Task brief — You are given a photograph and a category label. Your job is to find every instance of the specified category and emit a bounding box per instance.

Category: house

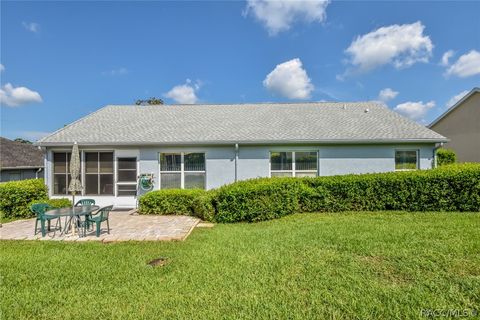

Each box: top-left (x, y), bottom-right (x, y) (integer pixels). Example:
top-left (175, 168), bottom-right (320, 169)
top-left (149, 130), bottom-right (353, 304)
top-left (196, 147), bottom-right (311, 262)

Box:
top-left (429, 87), bottom-right (480, 162)
top-left (0, 137), bottom-right (45, 182)
top-left (38, 102), bottom-right (447, 208)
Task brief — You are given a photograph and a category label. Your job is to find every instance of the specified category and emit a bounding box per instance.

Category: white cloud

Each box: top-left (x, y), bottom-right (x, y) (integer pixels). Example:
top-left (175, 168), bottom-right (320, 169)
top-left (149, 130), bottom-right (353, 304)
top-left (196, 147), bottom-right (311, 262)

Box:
top-left (343, 21), bottom-right (433, 75)
top-left (164, 79), bottom-right (200, 104)
top-left (263, 58), bottom-right (314, 99)
top-left (440, 50), bottom-right (454, 66)
top-left (445, 90), bottom-right (469, 108)
top-left (0, 64), bottom-right (4, 72)
top-left (394, 100), bottom-right (435, 120)
top-left (445, 50), bottom-right (480, 78)
top-left (22, 21), bottom-right (39, 33)
top-left (0, 83), bottom-right (43, 107)
top-left (244, 0), bottom-right (330, 35)
top-left (102, 67), bottom-right (128, 76)
top-left (378, 88), bottom-right (399, 102)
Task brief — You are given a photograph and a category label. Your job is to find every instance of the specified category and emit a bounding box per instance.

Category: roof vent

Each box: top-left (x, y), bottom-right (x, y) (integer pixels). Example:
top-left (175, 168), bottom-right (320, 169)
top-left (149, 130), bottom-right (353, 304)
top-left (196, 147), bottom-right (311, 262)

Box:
top-left (364, 108), bottom-right (369, 113)
top-left (343, 104), bottom-right (347, 110)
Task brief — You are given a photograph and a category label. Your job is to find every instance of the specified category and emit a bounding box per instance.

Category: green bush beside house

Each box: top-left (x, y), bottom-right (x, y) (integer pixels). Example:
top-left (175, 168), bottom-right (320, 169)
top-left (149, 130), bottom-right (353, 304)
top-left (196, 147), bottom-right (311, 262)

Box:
top-left (8, 164), bottom-right (477, 223)
top-left (28, 198), bottom-right (72, 210)
top-left (212, 178), bottom-right (305, 223)
top-left (0, 179), bottom-right (48, 219)
top-left (0, 179), bottom-right (71, 220)
top-left (139, 189), bottom-right (205, 216)
top-left (139, 164), bottom-right (480, 223)
top-left (437, 148), bottom-right (457, 166)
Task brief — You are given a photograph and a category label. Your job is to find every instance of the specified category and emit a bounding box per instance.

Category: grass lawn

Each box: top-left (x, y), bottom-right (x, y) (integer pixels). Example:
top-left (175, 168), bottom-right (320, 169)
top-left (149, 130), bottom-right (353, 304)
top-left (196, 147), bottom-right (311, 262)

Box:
top-left (1, 212), bottom-right (479, 319)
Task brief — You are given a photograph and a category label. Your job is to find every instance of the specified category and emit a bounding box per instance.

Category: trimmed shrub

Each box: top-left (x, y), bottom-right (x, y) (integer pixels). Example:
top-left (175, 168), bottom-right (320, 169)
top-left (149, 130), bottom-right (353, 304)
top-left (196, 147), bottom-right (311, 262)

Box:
top-left (213, 177), bottom-right (306, 223)
top-left (0, 179), bottom-right (48, 219)
top-left (300, 165), bottom-right (480, 212)
top-left (136, 164), bottom-right (480, 223)
top-left (192, 192), bottom-right (217, 222)
top-left (211, 164), bottom-right (479, 222)
top-left (139, 189), bottom-right (206, 216)
top-left (28, 198), bottom-right (72, 212)
top-left (437, 149), bottom-right (457, 166)
top-left (47, 198), bottom-right (73, 208)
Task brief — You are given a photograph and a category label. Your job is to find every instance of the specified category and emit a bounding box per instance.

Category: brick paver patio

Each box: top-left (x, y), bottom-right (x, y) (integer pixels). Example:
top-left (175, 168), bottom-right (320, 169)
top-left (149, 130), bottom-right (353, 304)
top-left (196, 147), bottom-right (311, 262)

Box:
top-left (0, 211), bottom-right (200, 242)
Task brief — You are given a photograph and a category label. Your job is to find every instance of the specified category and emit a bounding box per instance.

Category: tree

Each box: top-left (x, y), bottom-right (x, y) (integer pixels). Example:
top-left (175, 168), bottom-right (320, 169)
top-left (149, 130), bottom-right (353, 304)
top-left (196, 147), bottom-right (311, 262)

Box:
top-left (14, 138), bottom-right (33, 144)
top-left (135, 97), bottom-right (164, 106)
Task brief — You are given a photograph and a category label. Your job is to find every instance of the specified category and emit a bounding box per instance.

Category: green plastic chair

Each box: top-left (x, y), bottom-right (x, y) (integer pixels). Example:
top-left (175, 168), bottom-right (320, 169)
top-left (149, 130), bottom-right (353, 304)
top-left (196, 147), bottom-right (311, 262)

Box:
top-left (84, 205), bottom-right (113, 237)
top-left (74, 199), bottom-right (96, 207)
top-left (31, 203), bottom-right (61, 237)
top-left (75, 199), bottom-right (96, 229)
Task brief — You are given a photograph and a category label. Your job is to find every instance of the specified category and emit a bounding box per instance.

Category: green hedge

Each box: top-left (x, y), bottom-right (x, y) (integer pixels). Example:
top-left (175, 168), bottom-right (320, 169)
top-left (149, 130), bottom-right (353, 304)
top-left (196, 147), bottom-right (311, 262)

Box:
top-left (300, 164), bottom-right (479, 212)
top-left (28, 198), bottom-right (72, 211)
top-left (192, 192), bottom-right (217, 222)
top-left (212, 178), bottom-right (305, 223)
top-left (0, 179), bottom-right (48, 219)
top-left (437, 149), bottom-right (457, 166)
top-left (138, 164), bottom-right (480, 223)
top-left (139, 189), bottom-right (206, 216)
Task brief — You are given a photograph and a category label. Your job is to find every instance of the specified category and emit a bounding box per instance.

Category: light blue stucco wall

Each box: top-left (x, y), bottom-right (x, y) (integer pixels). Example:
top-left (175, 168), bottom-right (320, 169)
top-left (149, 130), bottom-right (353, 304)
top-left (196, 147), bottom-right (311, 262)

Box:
top-left (319, 144), bottom-right (434, 175)
top-left (205, 147), bottom-right (236, 189)
top-left (237, 146), bottom-right (270, 180)
top-left (46, 143), bottom-right (435, 208)
top-left (236, 144), bottom-right (434, 177)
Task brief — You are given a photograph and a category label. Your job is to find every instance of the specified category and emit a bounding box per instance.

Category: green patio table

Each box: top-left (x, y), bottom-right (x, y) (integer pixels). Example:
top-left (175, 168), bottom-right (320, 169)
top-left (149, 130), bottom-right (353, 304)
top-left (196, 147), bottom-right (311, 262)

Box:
top-left (45, 205), bottom-right (99, 236)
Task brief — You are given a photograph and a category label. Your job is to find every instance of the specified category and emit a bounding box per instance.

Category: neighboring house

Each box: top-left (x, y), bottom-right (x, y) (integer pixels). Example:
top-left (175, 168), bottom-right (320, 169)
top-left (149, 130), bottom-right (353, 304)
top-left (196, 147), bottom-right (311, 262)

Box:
top-left (38, 102), bottom-right (447, 208)
top-left (0, 137), bottom-right (45, 182)
top-left (429, 87), bottom-right (480, 162)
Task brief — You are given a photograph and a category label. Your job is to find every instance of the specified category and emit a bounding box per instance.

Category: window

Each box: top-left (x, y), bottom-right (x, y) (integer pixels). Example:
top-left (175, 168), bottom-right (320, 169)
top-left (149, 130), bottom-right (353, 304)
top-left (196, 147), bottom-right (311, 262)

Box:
top-left (270, 151), bottom-right (317, 177)
top-left (160, 152), bottom-right (205, 189)
top-left (395, 150), bottom-right (418, 170)
top-left (160, 153), bottom-right (181, 189)
top-left (53, 152), bottom-right (75, 195)
top-left (184, 153), bottom-right (206, 189)
top-left (85, 152), bottom-right (114, 195)
top-left (271, 152), bottom-right (292, 175)
top-left (117, 157), bottom-right (137, 196)
top-left (8, 172), bottom-right (21, 181)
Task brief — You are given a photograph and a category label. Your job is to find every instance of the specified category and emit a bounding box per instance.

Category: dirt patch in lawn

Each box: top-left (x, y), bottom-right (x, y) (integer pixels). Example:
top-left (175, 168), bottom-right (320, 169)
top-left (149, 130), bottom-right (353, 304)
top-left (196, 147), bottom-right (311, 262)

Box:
top-left (147, 257), bottom-right (169, 267)
top-left (358, 255), bottom-right (413, 287)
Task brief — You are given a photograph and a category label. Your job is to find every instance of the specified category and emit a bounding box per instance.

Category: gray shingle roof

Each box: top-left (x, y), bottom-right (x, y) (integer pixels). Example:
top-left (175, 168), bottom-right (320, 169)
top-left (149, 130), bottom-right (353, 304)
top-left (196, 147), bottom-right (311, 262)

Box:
top-left (0, 137), bottom-right (44, 169)
top-left (38, 102), bottom-right (447, 146)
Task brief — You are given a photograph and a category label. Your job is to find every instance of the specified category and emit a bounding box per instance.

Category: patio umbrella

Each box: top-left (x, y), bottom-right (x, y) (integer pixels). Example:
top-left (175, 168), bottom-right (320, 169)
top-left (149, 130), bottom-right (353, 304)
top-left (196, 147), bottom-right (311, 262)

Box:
top-left (68, 142), bottom-right (82, 234)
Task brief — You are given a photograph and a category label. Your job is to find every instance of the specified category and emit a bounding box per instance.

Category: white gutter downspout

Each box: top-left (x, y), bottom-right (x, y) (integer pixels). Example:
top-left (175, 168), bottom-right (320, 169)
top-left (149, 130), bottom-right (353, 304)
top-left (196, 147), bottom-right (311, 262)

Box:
top-left (234, 143), bottom-right (239, 182)
top-left (37, 146), bottom-right (46, 179)
top-left (35, 168), bottom-right (43, 179)
top-left (433, 142), bottom-right (444, 168)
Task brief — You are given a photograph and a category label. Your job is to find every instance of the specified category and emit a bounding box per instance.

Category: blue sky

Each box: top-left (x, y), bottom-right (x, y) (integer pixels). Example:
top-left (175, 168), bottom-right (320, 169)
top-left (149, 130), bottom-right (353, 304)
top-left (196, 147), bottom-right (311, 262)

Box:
top-left (1, 0), bottom-right (479, 141)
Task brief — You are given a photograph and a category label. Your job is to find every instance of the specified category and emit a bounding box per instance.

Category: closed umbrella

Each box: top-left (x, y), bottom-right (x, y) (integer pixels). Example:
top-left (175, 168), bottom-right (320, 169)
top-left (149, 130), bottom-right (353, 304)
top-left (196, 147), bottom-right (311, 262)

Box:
top-left (68, 142), bottom-right (82, 234)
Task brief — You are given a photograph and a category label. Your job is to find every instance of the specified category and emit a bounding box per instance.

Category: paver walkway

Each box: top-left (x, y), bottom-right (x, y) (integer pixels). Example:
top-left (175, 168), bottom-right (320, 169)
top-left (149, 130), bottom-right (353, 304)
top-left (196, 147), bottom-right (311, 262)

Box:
top-left (0, 211), bottom-right (200, 242)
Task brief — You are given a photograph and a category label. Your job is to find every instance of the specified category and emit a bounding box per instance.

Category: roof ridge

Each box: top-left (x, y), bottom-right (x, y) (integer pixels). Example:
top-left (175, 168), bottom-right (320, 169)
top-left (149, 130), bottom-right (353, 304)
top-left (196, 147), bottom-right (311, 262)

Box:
top-left (107, 101), bottom-right (383, 108)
